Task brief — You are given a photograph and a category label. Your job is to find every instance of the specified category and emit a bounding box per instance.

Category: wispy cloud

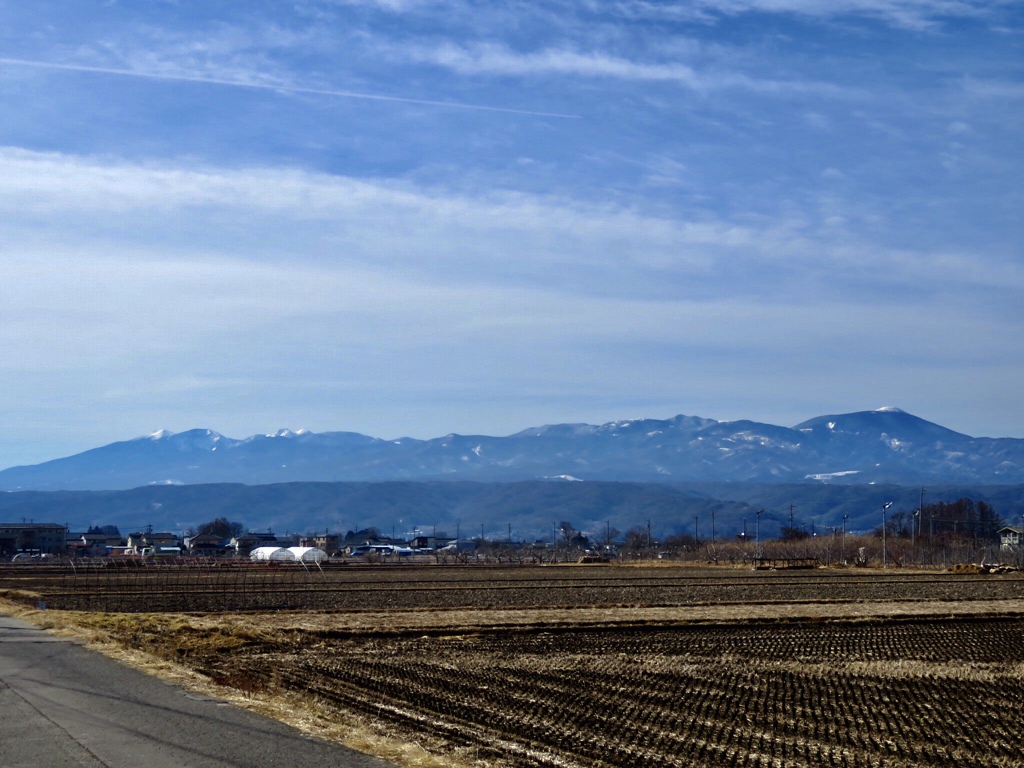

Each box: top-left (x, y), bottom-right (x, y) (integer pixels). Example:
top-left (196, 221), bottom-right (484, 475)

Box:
top-left (0, 57), bottom-right (580, 118)
top-left (601, 0), bottom-right (1004, 30)
top-left (299, 0), bottom-right (1009, 31)
top-left (961, 77), bottom-right (1024, 100)
top-left (419, 43), bottom-right (704, 86)
top-left (2, 147), bottom-right (1018, 301)
top-left (401, 42), bottom-right (853, 96)
top-left (303, 0), bottom-right (1007, 28)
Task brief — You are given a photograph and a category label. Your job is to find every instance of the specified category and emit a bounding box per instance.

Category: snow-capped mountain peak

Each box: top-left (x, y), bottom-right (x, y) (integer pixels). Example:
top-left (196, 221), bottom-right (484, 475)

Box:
top-left (2, 409), bottom-right (1022, 491)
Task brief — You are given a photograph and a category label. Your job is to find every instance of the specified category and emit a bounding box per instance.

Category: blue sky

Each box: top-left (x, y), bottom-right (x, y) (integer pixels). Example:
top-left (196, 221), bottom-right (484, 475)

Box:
top-left (0, 0), bottom-right (1021, 468)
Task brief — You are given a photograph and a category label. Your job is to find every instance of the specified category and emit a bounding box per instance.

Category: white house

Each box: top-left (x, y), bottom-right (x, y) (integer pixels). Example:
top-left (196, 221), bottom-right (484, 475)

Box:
top-left (998, 526), bottom-right (1021, 551)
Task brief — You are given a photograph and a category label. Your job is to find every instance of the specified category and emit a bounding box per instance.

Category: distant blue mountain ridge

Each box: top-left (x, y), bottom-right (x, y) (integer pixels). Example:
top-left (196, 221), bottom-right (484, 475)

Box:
top-left (1, 408), bottom-right (1022, 492)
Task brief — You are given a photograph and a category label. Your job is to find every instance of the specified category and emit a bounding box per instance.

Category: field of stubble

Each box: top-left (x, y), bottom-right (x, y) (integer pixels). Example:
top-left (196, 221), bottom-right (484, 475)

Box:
top-left (7, 563), bottom-right (1024, 768)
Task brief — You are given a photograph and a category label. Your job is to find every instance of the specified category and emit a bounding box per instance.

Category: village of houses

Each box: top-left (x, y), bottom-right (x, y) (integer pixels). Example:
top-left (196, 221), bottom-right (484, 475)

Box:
top-left (0, 520), bottom-right (470, 563)
top-left (4, 518), bottom-right (1024, 566)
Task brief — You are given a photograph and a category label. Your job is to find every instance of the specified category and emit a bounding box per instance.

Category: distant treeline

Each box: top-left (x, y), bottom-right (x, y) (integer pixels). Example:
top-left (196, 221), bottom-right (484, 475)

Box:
top-left (1, 480), bottom-right (1022, 542)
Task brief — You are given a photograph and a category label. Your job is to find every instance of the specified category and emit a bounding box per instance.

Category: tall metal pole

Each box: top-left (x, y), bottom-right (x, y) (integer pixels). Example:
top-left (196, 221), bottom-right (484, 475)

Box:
top-left (842, 514), bottom-right (848, 564)
top-left (755, 509), bottom-right (763, 559)
top-left (919, 488), bottom-right (925, 540)
top-left (882, 502), bottom-right (893, 568)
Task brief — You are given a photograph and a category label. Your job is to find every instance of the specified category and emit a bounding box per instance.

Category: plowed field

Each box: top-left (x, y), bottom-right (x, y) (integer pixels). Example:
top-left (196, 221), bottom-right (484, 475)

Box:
top-left (19, 564), bottom-right (1022, 768)
top-left (7, 561), bottom-right (1024, 611)
top-left (258, 618), bottom-right (1023, 768)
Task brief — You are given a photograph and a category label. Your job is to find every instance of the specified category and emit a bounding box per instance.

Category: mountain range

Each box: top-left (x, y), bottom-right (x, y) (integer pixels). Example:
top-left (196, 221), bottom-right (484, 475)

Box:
top-left (2, 408), bottom-right (1023, 492)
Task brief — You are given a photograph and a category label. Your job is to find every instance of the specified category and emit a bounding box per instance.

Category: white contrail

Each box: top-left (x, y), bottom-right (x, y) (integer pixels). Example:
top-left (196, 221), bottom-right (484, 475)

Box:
top-left (0, 57), bottom-right (582, 119)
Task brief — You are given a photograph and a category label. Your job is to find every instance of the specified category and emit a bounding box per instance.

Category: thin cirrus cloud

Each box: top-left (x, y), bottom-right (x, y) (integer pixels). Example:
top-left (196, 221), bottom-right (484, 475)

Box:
top-left (0, 148), bottom-right (751, 296)
top-left (321, 0), bottom-right (1002, 27)
top-left (583, 0), bottom-right (1001, 29)
top-left (418, 43), bottom-right (704, 85)
top-left (0, 57), bottom-right (581, 118)
top-left (400, 42), bottom-right (851, 96)
top-left (0, 146), bottom-right (1015, 306)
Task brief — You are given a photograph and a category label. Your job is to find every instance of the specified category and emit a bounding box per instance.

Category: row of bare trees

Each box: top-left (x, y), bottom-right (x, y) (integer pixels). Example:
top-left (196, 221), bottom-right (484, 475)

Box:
top-left (471, 496), bottom-right (1020, 567)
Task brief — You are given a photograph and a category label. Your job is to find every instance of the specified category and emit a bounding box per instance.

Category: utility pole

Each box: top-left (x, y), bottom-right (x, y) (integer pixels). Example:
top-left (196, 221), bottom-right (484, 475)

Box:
top-left (755, 509), bottom-right (763, 559)
top-left (711, 509), bottom-right (717, 546)
top-left (919, 488), bottom-right (925, 540)
top-left (880, 501), bottom-right (888, 569)
top-left (694, 515), bottom-right (699, 548)
top-left (842, 514), bottom-right (848, 564)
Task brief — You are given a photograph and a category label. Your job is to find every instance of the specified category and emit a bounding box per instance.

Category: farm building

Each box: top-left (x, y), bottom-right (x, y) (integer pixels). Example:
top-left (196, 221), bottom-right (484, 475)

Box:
top-left (409, 535), bottom-right (457, 551)
top-left (0, 523), bottom-right (67, 556)
top-left (287, 547), bottom-right (327, 563)
top-left (125, 531), bottom-right (180, 555)
top-left (250, 546), bottom-right (295, 563)
top-left (183, 533), bottom-right (228, 557)
top-left (998, 526), bottom-right (1021, 551)
top-left (300, 533), bottom-right (341, 555)
top-left (249, 546), bottom-right (326, 563)
top-left (144, 546), bottom-right (183, 558)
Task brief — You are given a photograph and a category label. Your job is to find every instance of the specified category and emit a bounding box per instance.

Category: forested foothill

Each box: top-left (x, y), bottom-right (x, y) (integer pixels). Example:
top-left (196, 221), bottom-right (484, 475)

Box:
top-left (1, 480), bottom-right (1022, 549)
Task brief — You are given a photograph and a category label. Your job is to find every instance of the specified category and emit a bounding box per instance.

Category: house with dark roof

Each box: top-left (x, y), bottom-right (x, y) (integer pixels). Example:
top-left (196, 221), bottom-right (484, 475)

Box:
top-left (998, 525), bottom-right (1021, 551)
top-left (126, 531), bottom-right (181, 555)
top-left (183, 533), bottom-right (228, 556)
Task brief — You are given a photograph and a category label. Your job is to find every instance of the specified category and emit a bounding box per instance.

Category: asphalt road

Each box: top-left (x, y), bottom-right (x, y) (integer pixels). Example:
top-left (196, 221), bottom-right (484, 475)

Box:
top-left (0, 615), bottom-right (397, 768)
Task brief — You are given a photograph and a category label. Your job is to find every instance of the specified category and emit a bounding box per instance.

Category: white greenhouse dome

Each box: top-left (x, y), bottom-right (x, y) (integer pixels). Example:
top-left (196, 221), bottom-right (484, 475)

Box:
top-left (250, 546), bottom-right (295, 562)
top-left (287, 546), bottom-right (328, 563)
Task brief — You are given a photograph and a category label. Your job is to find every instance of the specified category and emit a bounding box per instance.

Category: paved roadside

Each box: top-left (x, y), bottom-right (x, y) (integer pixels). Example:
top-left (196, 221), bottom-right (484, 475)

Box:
top-left (0, 616), bottom-right (397, 768)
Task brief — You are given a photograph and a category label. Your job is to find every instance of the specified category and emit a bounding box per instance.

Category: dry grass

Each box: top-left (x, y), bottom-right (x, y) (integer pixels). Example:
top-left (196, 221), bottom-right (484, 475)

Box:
top-left (0, 597), bottom-right (507, 768)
